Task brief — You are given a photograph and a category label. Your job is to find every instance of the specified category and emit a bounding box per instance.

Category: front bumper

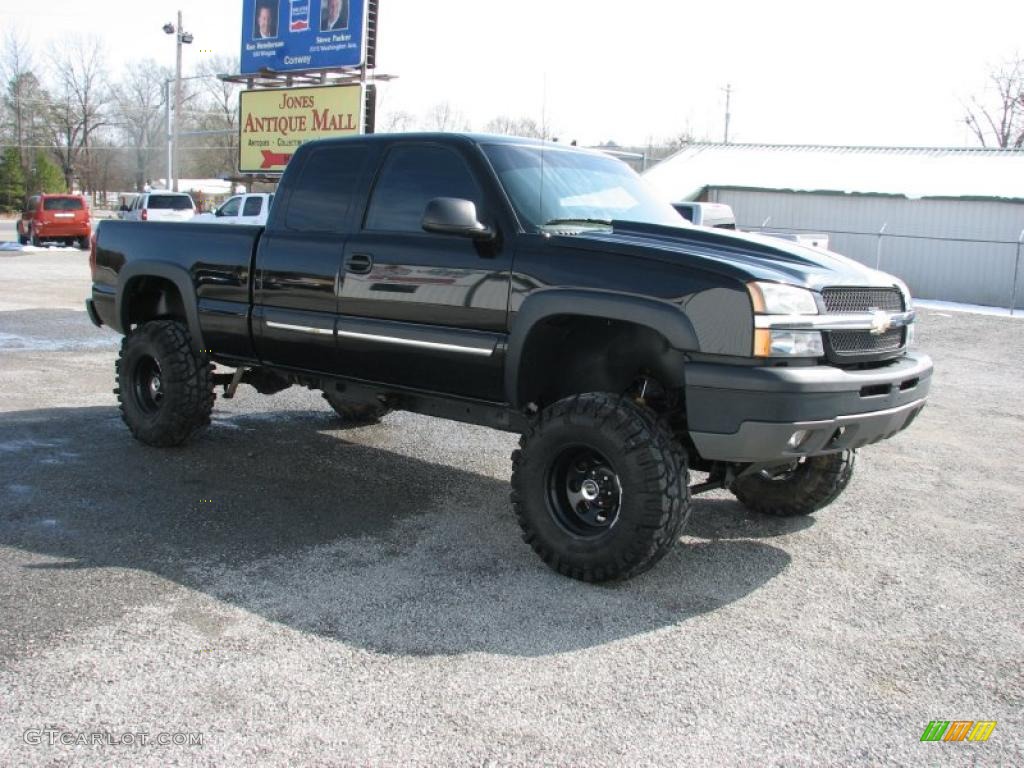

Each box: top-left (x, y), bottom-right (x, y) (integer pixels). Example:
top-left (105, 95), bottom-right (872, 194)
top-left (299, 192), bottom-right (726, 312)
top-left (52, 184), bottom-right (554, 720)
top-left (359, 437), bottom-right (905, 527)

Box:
top-left (686, 353), bottom-right (932, 463)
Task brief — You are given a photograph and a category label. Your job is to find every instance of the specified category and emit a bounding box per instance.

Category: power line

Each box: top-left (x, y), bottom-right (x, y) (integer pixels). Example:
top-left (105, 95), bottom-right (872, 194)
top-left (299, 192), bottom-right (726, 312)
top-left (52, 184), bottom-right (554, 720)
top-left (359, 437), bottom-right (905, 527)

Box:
top-left (0, 143), bottom-right (237, 151)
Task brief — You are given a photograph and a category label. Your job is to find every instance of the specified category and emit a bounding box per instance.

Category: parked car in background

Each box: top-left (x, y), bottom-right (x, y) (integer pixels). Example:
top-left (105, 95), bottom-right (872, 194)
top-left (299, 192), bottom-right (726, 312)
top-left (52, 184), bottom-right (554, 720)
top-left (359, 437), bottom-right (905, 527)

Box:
top-left (192, 193), bottom-right (274, 226)
top-left (672, 201), bottom-right (736, 229)
top-left (122, 192), bottom-right (196, 222)
top-left (17, 194), bottom-right (92, 248)
top-left (672, 201), bottom-right (831, 250)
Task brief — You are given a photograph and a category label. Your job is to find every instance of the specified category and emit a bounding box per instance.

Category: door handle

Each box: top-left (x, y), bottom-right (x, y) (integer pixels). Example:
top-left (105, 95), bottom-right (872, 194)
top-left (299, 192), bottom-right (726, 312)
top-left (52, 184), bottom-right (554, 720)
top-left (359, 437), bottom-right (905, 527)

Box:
top-left (347, 253), bottom-right (373, 274)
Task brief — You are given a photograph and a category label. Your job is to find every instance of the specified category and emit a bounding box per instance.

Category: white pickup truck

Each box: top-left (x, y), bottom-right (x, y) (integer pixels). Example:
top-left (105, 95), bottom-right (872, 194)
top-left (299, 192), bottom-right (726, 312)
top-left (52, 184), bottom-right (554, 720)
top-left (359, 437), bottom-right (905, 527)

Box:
top-left (193, 193), bottom-right (274, 226)
top-left (122, 192), bottom-right (196, 223)
top-left (673, 201), bottom-right (830, 250)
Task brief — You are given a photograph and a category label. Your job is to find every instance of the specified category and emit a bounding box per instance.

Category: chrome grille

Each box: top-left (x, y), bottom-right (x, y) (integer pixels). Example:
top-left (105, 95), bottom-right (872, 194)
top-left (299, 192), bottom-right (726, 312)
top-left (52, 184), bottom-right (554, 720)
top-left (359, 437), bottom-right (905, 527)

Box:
top-left (829, 328), bottom-right (904, 356)
top-left (822, 287), bottom-right (904, 314)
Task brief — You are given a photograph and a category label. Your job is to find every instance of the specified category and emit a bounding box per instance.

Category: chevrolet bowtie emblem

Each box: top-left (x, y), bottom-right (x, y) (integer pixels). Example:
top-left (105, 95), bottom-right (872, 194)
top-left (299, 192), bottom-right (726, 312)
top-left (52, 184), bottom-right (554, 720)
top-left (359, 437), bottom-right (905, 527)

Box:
top-left (869, 310), bottom-right (892, 335)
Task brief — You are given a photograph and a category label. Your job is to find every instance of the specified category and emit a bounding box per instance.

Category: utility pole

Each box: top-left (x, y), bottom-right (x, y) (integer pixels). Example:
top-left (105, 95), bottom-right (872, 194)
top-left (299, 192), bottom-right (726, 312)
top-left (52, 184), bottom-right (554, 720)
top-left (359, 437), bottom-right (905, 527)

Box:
top-left (164, 79), bottom-right (172, 190)
top-left (723, 83), bottom-right (732, 144)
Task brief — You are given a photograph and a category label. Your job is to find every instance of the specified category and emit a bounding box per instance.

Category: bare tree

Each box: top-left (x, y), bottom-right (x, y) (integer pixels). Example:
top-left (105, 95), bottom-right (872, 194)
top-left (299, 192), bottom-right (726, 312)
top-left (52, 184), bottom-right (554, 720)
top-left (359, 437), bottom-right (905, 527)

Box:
top-left (51, 36), bottom-right (111, 194)
top-left (964, 56), bottom-right (1024, 148)
top-left (379, 108), bottom-right (415, 133)
top-left (192, 55), bottom-right (240, 177)
top-left (483, 115), bottom-right (545, 138)
top-left (111, 59), bottom-right (171, 191)
top-left (423, 101), bottom-right (470, 132)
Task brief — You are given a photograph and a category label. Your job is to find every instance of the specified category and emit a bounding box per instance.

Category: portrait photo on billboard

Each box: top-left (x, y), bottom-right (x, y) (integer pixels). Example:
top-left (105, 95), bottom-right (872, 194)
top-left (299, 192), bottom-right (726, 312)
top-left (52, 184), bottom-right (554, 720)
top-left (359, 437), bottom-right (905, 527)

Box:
top-left (320, 0), bottom-right (349, 31)
top-left (253, 0), bottom-right (280, 40)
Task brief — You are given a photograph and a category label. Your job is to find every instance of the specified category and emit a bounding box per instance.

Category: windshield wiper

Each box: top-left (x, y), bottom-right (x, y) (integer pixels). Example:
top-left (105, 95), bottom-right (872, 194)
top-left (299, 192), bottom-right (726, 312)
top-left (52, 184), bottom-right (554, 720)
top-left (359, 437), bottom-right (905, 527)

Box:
top-left (542, 217), bottom-right (613, 227)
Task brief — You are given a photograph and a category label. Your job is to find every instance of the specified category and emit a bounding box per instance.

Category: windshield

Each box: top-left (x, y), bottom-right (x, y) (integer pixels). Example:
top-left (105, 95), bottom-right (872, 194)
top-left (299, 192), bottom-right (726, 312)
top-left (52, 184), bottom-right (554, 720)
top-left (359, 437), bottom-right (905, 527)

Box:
top-left (482, 143), bottom-right (683, 231)
top-left (148, 194), bottom-right (194, 210)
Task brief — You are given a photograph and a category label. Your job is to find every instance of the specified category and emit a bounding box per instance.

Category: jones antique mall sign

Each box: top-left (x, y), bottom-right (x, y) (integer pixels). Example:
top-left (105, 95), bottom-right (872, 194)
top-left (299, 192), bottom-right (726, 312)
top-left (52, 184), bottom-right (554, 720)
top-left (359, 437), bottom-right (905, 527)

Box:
top-left (238, 84), bottom-right (362, 173)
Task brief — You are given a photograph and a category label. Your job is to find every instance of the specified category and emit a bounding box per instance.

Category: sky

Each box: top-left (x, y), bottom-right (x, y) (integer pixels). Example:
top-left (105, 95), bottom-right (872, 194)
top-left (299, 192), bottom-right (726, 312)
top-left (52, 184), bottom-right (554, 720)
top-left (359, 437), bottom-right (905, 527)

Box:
top-left (2, 0), bottom-right (1022, 148)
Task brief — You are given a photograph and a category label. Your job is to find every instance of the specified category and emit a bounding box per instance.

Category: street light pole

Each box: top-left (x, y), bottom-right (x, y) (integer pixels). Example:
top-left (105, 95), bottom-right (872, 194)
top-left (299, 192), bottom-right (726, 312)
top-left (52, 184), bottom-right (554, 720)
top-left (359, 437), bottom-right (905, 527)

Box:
top-left (173, 10), bottom-right (183, 192)
top-left (164, 79), bottom-right (172, 190)
top-left (163, 11), bottom-right (192, 192)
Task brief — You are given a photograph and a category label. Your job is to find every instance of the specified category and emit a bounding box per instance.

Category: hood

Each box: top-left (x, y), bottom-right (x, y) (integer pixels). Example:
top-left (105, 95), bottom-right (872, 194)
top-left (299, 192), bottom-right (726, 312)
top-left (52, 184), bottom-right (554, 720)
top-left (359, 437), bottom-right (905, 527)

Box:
top-left (555, 221), bottom-right (898, 292)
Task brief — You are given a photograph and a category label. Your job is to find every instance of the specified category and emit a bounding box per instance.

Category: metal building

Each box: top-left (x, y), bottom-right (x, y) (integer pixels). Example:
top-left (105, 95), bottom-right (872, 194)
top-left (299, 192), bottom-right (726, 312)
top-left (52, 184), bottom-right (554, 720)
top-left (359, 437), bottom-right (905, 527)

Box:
top-left (642, 144), bottom-right (1024, 311)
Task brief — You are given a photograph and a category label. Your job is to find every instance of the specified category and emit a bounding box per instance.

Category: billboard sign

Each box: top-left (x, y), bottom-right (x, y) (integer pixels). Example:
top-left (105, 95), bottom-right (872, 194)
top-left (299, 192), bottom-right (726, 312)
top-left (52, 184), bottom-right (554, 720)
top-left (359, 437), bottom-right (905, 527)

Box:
top-left (240, 0), bottom-right (366, 75)
top-left (239, 84), bottom-right (363, 173)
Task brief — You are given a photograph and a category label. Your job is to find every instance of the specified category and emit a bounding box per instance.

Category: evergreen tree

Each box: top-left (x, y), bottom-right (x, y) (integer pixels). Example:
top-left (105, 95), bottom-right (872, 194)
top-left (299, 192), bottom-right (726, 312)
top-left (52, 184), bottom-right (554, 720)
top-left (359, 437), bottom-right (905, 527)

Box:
top-left (0, 147), bottom-right (25, 212)
top-left (28, 151), bottom-right (66, 194)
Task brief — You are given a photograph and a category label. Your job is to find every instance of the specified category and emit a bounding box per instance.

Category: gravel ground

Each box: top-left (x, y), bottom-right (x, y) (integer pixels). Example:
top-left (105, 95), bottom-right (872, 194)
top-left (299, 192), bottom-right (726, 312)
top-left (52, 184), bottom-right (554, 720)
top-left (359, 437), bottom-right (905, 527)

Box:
top-left (1, 243), bottom-right (1022, 767)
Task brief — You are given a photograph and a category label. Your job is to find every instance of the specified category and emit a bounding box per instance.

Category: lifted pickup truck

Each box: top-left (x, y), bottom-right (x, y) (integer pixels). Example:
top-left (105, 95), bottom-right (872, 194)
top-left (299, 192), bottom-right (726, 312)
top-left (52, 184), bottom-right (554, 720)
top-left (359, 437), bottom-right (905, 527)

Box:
top-left (87, 133), bottom-right (932, 582)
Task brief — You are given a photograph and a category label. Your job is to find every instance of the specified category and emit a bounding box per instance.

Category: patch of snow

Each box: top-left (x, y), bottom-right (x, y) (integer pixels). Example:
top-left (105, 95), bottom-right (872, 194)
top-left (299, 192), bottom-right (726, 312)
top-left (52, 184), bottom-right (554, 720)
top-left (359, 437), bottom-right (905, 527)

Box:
top-left (0, 332), bottom-right (117, 351)
top-left (914, 299), bottom-right (1023, 318)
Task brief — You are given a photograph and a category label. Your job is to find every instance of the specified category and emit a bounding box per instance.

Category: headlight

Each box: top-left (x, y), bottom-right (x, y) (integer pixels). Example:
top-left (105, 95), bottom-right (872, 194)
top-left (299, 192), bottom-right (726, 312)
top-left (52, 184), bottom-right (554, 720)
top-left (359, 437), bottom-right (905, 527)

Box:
top-left (754, 329), bottom-right (824, 358)
top-left (748, 282), bottom-right (822, 357)
top-left (747, 281), bottom-right (819, 316)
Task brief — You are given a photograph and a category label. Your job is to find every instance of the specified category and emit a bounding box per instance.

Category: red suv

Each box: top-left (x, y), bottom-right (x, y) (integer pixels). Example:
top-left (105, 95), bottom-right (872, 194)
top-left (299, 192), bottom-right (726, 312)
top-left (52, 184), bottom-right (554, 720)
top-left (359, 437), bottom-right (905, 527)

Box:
top-left (17, 194), bottom-right (92, 249)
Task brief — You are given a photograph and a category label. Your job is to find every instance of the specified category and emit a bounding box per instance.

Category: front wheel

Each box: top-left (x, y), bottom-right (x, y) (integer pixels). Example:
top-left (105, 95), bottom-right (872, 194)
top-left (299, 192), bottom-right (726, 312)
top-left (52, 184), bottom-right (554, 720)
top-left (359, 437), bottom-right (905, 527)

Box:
top-left (30, 227), bottom-right (41, 247)
top-left (730, 451), bottom-right (855, 517)
top-left (511, 393), bottom-right (691, 582)
top-left (116, 320), bottom-right (215, 447)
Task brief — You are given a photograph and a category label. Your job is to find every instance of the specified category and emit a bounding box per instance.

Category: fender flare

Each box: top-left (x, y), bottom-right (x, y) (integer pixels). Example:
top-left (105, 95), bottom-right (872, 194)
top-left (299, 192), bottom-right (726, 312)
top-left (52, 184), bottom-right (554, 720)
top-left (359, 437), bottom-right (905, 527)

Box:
top-left (504, 288), bottom-right (700, 407)
top-left (116, 261), bottom-right (205, 349)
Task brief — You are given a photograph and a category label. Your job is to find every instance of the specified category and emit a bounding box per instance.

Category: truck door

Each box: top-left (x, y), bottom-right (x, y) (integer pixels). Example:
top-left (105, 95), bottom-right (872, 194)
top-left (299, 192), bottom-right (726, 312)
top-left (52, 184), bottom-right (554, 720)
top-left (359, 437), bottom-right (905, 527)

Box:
top-left (337, 142), bottom-right (512, 401)
top-left (252, 143), bottom-right (376, 372)
top-left (239, 195), bottom-right (264, 225)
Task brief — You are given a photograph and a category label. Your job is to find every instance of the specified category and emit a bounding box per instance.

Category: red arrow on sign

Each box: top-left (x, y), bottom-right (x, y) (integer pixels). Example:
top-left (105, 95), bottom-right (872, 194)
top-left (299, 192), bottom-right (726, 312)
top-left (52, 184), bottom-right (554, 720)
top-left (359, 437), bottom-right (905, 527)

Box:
top-left (260, 150), bottom-right (292, 169)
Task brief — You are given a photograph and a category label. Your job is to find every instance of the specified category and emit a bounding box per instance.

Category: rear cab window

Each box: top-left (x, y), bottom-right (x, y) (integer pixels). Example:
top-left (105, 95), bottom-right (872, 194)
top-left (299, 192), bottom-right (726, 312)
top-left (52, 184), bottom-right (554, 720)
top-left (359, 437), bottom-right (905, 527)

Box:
top-left (284, 145), bottom-right (372, 232)
top-left (26, 196), bottom-right (40, 214)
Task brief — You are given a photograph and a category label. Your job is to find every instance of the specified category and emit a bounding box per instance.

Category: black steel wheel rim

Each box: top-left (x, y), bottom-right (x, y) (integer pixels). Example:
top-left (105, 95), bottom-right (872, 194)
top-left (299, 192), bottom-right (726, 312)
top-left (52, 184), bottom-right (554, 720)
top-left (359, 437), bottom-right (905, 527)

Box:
top-left (132, 355), bottom-right (164, 414)
top-left (546, 446), bottom-right (623, 537)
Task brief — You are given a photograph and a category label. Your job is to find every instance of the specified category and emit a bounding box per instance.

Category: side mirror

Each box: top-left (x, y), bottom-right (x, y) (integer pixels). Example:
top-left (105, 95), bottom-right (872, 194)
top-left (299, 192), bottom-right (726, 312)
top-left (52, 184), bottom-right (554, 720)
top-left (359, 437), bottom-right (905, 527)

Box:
top-left (422, 197), bottom-right (494, 240)
top-left (215, 207), bottom-right (225, 217)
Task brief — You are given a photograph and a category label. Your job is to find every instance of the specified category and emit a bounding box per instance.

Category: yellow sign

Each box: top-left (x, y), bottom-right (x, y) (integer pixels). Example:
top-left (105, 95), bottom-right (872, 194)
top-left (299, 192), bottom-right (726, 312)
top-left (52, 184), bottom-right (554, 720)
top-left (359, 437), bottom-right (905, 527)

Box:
top-left (239, 85), bottom-right (362, 173)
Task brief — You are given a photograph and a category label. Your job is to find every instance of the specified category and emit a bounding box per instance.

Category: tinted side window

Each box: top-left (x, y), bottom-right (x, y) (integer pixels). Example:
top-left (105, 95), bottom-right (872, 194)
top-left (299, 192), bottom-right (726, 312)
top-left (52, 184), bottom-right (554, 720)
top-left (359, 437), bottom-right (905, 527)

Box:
top-left (365, 145), bottom-right (482, 233)
top-left (27, 196), bottom-right (40, 213)
top-left (242, 196), bottom-right (263, 216)
top-left (285, 145), bottom-right (370, 232)
top-left (219, 197), bottom-right (242, 217)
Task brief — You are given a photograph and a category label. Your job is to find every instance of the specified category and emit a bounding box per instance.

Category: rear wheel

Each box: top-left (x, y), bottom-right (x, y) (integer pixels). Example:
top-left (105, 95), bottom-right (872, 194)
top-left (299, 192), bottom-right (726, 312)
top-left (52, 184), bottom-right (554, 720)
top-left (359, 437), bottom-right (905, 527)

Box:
top-left (511, 393), bottom-right (691, 582)
top-left (77, 236), bottom-right (90, 249)
top-left (730, 451), bottom-right (856, 516)
top-left (18, 232), bottom-right (28, 245)
top-left (322, 390), bottom-right (390, 427)
top-left (116, 320), bottom-right (215, 447)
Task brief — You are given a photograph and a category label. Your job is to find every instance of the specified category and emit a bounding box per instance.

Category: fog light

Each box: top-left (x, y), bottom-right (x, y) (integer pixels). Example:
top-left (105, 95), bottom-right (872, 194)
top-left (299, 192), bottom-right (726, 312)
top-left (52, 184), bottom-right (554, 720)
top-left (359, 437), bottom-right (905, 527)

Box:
top-left (787, 429), bottom-right (810, 449)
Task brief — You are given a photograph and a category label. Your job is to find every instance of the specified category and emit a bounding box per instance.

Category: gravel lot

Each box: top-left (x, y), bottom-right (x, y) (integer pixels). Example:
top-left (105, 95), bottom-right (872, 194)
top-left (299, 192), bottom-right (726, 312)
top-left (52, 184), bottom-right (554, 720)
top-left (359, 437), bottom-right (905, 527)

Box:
top-left (1, 237), bottom-right (1022, 766)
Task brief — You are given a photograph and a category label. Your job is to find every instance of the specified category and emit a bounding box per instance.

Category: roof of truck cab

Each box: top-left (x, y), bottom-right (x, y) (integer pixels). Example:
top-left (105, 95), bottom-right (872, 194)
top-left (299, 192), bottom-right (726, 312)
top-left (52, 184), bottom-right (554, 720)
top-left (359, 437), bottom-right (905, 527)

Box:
top-left (306, 132), bottom-right (573, 149)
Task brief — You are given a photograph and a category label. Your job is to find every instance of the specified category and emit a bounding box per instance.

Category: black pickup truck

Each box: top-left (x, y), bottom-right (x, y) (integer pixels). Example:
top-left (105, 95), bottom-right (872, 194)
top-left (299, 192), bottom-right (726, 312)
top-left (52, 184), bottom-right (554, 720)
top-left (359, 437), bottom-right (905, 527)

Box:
top-left (87, 133), bottom-right (932, 582)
